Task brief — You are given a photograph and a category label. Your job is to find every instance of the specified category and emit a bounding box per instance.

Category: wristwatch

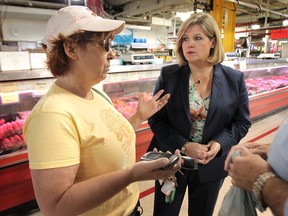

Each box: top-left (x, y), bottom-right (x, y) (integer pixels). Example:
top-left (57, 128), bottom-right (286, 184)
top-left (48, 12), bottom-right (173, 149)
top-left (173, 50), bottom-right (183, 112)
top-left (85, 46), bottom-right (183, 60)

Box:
top-left (180, 142), bottom-right (189, 154)
top-left (252, 171), bottom-right (277, 209)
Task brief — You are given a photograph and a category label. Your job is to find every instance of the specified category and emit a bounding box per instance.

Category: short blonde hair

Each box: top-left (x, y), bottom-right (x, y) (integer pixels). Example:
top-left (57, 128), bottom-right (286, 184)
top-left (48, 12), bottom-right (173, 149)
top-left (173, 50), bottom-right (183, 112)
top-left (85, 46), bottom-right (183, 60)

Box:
top-left (175, 13), bottom-right (225, 66)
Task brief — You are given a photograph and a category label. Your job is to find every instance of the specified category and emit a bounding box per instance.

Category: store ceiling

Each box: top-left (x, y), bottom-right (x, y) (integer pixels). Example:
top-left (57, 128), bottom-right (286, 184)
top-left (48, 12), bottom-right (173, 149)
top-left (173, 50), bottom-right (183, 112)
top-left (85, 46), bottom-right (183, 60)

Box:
top-left (0, 0), bottom-right (287, 33)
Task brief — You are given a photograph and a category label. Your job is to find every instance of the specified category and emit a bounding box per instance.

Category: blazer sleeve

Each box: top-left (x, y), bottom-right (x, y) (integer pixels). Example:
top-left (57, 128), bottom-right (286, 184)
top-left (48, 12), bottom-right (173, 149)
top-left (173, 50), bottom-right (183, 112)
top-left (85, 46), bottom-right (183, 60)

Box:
top-left (211, 68), bottom-right (251, 155)
top-left (148, 65), bottom-right (189, 152)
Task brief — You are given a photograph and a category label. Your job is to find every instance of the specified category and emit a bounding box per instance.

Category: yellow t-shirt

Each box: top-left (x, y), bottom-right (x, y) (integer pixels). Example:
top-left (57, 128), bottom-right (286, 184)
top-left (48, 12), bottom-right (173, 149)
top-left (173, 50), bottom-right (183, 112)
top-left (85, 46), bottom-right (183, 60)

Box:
top-left (24, 83), bottom-right (139, 216)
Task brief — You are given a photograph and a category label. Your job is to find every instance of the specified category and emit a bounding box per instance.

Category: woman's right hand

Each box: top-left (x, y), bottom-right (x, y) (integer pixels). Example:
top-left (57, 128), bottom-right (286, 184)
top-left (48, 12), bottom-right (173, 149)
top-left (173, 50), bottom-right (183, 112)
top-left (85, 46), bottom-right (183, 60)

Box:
top-left (184, 142), bottom-right (210, 164)
top-left (130, 150), bottom-right (181, 182)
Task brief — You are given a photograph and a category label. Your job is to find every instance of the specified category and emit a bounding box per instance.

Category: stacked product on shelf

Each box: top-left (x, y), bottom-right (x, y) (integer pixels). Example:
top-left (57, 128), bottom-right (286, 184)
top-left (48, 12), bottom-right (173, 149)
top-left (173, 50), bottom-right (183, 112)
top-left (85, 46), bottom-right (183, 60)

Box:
top-left (0, 116), bottom-right (27, 155)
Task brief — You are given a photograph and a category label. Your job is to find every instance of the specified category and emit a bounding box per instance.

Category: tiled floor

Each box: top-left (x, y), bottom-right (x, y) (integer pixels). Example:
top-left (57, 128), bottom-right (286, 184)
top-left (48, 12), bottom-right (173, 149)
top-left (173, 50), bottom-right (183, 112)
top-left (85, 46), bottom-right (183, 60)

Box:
top-left (30, 109), bottom-right (288, 216)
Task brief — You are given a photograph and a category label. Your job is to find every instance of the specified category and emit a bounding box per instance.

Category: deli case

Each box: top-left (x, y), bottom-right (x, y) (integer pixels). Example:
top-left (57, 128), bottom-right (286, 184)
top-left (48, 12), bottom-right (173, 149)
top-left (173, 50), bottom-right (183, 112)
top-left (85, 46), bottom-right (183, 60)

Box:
top-left (0, 59), bottom-right (288, 214)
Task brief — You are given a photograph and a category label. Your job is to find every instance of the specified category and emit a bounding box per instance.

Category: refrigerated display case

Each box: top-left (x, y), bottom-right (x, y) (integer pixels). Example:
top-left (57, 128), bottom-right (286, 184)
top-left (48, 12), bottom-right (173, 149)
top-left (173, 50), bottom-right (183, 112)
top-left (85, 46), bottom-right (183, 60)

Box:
top-left (0, 60), bottom-right (288, 213)
top-left (243, 63), bottom-right (288, 119)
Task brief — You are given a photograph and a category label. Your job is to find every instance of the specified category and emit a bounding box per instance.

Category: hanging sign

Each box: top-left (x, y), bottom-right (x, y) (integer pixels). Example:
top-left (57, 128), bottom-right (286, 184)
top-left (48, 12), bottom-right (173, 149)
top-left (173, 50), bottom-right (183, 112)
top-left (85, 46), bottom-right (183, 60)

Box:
top-left (270, 28), bottom-right (288, 40)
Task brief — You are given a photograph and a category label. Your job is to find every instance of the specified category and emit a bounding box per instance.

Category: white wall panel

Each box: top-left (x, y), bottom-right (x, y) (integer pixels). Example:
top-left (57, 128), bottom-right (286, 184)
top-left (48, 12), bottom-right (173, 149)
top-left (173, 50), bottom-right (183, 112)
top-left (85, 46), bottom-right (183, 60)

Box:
top-left (2, 18), bottom-right (47, 42)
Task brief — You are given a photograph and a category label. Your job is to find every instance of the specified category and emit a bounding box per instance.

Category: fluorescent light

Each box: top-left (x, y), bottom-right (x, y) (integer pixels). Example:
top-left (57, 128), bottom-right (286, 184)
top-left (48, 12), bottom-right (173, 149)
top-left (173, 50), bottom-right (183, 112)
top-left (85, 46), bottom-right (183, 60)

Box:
top-left (176, 12), bottom-right (191, 22)
top-left (125, 24), bottom-right (151, 31)
top-left (176, 10), bottom-right (203, 22)
top-left (251, 24), bottom-right (260, 30)
top-left (152, 17), bottom-right (172, 26)
top-left (283, 20), bottom-right (288, 26)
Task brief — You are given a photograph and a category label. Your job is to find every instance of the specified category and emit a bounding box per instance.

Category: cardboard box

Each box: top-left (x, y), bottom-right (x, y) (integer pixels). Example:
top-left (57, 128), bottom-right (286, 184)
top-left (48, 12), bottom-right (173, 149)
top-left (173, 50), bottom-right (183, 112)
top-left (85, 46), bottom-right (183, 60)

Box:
top-left (30, 53), bottom-right (47, 69)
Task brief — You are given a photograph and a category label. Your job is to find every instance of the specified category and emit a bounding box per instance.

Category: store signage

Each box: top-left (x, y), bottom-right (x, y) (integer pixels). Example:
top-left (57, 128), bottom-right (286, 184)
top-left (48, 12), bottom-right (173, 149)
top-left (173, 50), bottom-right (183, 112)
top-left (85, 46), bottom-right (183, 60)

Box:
top-left (1, 92), bottom-right (19, 104)
top-left (0, 82), bottom-right (17, 93)
top-left (270, 29), bottom-right (288, 39)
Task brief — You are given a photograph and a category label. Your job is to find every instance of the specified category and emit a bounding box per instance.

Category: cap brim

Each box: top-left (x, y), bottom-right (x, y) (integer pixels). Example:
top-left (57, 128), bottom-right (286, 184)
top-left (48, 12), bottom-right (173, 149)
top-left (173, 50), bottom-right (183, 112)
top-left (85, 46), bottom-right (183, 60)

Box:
top-left (82, 19), bottom-right (125, 35)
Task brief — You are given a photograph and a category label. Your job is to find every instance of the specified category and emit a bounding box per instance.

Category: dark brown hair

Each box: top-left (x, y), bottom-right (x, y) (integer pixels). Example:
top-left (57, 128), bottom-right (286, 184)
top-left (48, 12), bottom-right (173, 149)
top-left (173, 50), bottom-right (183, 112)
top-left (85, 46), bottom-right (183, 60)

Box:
top-left (43, 31), bottom-right (111, 77)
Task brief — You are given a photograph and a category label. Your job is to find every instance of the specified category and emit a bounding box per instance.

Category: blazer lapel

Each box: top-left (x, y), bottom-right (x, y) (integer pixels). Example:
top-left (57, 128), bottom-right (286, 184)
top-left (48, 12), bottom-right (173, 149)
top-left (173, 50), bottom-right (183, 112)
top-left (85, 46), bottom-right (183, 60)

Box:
top-left (179, 65), bottom-right (191, 120)
top-left (205, 65), bottom-right (223, 125)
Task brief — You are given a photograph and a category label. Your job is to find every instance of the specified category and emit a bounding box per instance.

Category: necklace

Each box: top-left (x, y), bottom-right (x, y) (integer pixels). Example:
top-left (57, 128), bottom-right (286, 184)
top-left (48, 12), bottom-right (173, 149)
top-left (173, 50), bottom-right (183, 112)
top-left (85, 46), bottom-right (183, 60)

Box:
top-left (191, 67), bottom-right (214, 85)
top-left (190, 73), bottom-right (201, 84)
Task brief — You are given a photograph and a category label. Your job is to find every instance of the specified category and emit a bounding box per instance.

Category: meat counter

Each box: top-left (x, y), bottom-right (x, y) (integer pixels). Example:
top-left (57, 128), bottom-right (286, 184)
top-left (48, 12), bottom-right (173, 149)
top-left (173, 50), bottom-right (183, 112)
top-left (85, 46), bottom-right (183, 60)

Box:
top-left (0, 60), bottom-right (288, 213)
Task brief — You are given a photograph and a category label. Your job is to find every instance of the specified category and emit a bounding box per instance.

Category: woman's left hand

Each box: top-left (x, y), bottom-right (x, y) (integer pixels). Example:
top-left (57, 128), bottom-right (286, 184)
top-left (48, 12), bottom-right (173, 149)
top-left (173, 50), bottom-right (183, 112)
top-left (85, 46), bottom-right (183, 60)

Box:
top-left (137, 89), bottom-right (170, 121)
top-left (202, 140), bottom-right (221, 164)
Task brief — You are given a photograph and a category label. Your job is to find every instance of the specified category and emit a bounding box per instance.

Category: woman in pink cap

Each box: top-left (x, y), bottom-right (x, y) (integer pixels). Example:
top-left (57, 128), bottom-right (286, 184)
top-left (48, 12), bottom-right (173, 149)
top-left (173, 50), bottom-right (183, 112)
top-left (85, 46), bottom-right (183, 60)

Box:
top-left (24, 5), bottom-right (180, 216)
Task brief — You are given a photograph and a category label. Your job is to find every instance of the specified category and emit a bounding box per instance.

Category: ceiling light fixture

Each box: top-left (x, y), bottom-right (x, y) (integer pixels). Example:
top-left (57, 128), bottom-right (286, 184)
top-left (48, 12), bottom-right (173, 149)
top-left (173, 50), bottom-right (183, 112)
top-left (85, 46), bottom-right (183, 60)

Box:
top-left (125, 24), bottom-right (151, 31)
top-left (176, 9), bottom-right (203, 22)
top-left (176, 12), bottom-right (192, 22)
top-left (251, 24), bottom-right (260, 30)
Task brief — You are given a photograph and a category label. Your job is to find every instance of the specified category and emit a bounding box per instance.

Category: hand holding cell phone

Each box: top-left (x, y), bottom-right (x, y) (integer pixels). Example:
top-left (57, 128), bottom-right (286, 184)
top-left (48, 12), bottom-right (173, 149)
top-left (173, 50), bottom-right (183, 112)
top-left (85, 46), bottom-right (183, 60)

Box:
top-left (140, 152), bottom-right (180, 169)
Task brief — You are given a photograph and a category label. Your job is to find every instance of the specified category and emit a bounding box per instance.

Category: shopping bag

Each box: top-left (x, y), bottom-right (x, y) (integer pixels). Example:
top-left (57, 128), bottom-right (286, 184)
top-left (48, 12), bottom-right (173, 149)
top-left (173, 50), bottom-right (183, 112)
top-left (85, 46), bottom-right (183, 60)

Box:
top-left (218, 185), bottom-right (257, 216)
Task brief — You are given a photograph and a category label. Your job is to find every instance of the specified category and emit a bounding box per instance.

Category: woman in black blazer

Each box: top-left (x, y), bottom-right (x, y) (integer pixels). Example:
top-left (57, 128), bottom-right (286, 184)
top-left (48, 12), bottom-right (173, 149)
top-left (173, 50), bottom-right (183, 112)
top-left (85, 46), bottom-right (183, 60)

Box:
top-left (148, 13), bottom-right (251, 216)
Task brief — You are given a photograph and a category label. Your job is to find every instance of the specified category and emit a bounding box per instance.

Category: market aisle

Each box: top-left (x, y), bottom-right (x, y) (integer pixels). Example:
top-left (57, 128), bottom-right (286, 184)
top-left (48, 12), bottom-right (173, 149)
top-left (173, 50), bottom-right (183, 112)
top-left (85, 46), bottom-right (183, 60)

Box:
top-left (29, 109), bottom-right (288, 216)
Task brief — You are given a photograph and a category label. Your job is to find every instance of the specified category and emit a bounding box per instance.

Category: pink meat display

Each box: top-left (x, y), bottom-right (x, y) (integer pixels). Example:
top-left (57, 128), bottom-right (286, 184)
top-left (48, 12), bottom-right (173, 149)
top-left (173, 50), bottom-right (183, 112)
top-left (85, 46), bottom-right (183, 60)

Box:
top-left (245, 74), bottom-right (288, 95)
top-left (0, 116), bottom-right (27, 154)
top-left (112, 98), bottom-right (137, 118)
top-left (0, 119), bottom-right (5, 126)
top-left (112, 93), bottom-right (152, 118)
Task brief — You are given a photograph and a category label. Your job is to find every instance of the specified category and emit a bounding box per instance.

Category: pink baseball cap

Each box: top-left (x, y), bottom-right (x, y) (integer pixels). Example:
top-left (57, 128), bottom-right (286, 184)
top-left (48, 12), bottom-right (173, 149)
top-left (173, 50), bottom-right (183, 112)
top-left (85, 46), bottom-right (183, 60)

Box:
top-left (42, 5), bottom-right (125, 51)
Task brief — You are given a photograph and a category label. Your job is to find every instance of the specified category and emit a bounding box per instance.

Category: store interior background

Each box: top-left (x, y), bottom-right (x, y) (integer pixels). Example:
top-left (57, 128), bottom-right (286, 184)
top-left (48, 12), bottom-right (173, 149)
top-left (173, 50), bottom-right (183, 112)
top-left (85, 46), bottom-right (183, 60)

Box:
top-left (0, 0), bottom-right (288, 215)
top-left (0, 0), bottom-right (288, 60)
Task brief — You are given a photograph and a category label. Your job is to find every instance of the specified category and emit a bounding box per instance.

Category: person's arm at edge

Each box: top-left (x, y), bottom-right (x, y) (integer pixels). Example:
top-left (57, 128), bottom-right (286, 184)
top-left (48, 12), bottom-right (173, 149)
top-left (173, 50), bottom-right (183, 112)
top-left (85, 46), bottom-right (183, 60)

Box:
top-left (31, 155), bottom-right (179, 216)
top-left (227, 147), bottom-right (288, 216)
top-left (261, 176), bottom-right (288, 216)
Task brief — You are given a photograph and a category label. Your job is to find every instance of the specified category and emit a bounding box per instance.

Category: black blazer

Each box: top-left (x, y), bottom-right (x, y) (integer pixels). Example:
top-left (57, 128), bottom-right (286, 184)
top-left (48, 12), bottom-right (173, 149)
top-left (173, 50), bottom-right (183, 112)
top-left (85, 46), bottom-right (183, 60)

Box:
top-left (148, 63), bottom-right (251, 182)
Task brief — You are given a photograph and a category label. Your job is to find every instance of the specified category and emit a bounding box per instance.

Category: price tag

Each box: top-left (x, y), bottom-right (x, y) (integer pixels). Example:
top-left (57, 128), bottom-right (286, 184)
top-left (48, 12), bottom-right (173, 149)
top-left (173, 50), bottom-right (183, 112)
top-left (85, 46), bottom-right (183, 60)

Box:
top-left (32, 89), bottom-right (48, 96)
top-left (110, 73), bottom-right (122, 82)
top-left (34, 83), bottom-right (48, 90)
top-left (239, 59), bottom-right (247, 70)
top-left (0, 83), bottom-right (17, 93)
top-left (33, 83), bottom-right (49, 96)
top-left (127, 72), bottom-right (138, 80)
top-left (1, 92), bottom-right (19, 104)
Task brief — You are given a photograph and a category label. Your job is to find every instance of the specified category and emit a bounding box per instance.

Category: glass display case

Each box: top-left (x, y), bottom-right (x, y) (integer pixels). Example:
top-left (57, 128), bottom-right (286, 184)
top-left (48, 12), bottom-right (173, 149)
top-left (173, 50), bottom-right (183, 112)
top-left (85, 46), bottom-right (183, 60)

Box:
top-left (0, 60), bottom-right (288, 212)
top-left (244, 65), bottom-right (288, 95)
top-left (1, 62), bottom-right (288, 157)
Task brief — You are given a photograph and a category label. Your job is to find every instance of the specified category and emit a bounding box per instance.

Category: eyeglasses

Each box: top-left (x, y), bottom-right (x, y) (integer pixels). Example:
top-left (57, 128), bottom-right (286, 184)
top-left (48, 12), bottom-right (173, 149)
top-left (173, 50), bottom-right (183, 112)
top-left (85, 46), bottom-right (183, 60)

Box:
top-left (89, 38), bottom-right (112, 52)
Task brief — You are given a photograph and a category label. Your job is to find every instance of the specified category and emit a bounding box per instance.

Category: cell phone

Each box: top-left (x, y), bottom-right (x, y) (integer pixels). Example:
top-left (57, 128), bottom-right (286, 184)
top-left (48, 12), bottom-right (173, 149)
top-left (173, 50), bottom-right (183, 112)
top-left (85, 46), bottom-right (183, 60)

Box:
top-left (181, 156), bottom-right (195, 170)
top-left (140, 152), bottom-right (179, 169)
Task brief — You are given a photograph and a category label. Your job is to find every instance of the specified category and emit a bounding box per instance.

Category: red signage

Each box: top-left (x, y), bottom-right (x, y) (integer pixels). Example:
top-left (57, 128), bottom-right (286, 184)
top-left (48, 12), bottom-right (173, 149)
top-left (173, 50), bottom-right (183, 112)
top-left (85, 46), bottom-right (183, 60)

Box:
top-left (270, 28), bottom-right (288, 39)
